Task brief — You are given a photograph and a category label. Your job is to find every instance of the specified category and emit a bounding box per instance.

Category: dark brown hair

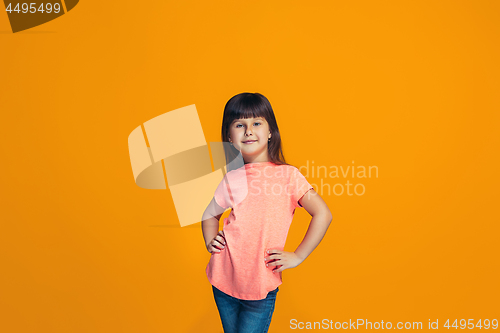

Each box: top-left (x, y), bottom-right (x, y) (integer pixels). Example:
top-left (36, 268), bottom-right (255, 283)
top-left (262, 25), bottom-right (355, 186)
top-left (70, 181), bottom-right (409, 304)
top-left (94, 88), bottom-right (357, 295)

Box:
top-left (221, 92), bottom-right (289, 171)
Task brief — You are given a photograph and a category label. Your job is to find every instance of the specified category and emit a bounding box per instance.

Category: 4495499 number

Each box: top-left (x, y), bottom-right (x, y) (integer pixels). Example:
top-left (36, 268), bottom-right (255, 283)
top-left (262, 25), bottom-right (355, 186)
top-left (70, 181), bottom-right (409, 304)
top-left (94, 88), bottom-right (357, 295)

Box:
top-left (444, 319), bottom-right (498, 329)
top-left (6, 3), bottom-right (62, 14)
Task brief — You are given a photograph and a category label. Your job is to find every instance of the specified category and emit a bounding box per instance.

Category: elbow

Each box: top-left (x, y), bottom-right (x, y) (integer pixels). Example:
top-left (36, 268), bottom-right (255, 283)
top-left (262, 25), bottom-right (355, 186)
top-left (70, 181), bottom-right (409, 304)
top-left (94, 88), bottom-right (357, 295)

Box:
top-left (312, 209), bottom-right (332, 225)
top-left (325, 210), bottom-right (333, 225)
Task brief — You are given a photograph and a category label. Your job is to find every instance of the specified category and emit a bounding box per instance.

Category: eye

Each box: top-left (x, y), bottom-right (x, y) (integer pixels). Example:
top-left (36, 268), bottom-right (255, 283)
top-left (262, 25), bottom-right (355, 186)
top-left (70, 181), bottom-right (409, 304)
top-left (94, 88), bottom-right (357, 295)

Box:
top-left (235, 122), bottom-right (260, 128)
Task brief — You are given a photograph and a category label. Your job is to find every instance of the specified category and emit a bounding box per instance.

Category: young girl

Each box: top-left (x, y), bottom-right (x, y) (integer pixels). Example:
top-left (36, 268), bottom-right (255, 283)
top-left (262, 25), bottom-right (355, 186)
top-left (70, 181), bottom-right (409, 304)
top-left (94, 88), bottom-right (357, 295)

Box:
top-left (202, 92), bottom-right (332, 333)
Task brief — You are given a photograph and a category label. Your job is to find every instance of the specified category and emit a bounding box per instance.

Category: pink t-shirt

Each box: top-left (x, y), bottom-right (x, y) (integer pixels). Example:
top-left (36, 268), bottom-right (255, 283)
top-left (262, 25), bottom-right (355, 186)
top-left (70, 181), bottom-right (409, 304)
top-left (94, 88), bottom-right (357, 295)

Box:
top-left (205, 161), bottom-right (314, 300)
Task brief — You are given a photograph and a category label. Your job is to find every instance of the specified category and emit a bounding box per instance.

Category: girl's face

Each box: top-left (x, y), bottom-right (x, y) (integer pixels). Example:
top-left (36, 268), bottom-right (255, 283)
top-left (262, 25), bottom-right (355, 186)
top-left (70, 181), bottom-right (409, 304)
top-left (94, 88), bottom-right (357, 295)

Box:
top-left (228, 117), bottom-right (272, 162)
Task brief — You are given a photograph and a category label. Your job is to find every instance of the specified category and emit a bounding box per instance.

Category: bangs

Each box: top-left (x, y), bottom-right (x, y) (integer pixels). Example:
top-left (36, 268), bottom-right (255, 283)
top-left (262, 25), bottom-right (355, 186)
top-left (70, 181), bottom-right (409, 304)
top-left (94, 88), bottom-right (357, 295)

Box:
top-left (229, 97), bottom-right (268, 121)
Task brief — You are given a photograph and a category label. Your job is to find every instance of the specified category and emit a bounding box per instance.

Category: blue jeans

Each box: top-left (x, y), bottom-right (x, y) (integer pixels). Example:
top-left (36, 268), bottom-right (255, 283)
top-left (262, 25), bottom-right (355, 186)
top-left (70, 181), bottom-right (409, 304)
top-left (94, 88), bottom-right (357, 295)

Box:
top-left (212, 285), bottom-right (279, 333)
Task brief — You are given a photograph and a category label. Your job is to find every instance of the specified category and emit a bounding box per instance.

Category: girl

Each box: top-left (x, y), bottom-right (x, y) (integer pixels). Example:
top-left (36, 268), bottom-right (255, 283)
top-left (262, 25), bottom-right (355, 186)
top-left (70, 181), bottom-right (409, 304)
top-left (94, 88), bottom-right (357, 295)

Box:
top-left (202, 92), bottom-right (332, 333)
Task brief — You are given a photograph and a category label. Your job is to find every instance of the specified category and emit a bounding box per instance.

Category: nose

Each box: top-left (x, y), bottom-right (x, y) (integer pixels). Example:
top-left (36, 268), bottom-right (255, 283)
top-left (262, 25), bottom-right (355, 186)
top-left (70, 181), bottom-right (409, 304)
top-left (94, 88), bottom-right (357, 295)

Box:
top-left (245, 128), bottom-right (253, 136)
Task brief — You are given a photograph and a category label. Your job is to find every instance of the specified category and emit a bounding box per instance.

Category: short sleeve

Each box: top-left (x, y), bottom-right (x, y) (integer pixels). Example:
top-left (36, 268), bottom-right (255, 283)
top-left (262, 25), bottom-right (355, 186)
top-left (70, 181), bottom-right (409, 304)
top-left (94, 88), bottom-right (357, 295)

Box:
top-left (214, 176), bottom-right (231, 209)
top-left (291, 167), bottom-right (314, 208)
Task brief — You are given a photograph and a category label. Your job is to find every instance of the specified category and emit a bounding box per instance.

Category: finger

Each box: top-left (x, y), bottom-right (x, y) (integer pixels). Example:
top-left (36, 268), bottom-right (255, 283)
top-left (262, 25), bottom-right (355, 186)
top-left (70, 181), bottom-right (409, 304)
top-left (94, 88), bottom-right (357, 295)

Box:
top-left (210, 240), bottom-right (224, 250)
top-left (266, 249), bottom-right (281, 255)
top-left (265, 258), bottom-right (280, 264)
top-left (273, 265), bottom-right (284, 273)
top-left (265, 254), bottom-right (280, 261)
top-left (219, 230), bottom-right (226, 239)
top-left (214, 241), bottom-right (225, 248)
top-left (214, 236), bottom-right (226, 246)
top-left (209, 245), bottom-right (221, 253)
top-left (266, 259), bottom-right (281, 267)
top-left (215, 235), bottom-right (226, 245)
top-left (212, 241), bottom-right (224, 250)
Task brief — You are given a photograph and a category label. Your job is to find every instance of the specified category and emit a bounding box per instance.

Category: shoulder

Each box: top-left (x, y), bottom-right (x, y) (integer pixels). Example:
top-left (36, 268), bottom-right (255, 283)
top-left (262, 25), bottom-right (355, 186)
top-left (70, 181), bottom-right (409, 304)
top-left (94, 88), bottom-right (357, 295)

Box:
top-left (282, 165), bottom-right (311, 183)
top-left (271, 164), bottom-right (301, 182)
top-left (224, 165), bottom-right (245, 177)
top-left (279, 164), bottom-right (301, 175)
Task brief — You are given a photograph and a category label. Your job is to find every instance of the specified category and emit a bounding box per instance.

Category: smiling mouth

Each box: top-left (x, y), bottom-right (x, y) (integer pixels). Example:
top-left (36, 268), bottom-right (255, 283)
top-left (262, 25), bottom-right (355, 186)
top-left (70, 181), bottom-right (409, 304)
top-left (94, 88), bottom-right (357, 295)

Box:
top-left (243, 140), bottom-right (257, 144)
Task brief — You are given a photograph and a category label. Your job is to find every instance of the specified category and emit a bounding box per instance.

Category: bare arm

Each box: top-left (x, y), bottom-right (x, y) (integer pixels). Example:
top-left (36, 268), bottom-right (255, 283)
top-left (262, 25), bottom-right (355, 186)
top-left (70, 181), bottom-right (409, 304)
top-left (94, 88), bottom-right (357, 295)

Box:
top-left (294, 189), bottom-right (332, 261)
top-left (201, 197), bottom-right (227, 253)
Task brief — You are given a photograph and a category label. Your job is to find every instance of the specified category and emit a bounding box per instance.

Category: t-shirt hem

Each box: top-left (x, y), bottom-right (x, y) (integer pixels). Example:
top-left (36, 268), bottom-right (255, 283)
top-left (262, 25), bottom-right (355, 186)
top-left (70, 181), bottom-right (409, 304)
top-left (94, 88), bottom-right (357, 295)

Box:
top-left (298, 186), bottom-right (314, 207)
top-left (208, 277), bottom-right (282, 301)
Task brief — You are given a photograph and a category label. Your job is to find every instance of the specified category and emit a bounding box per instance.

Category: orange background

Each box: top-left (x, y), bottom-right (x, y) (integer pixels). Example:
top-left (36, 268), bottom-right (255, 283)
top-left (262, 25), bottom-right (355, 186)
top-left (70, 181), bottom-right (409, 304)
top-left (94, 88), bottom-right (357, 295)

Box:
top-left (1, 1), bottom-right (499, 332)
